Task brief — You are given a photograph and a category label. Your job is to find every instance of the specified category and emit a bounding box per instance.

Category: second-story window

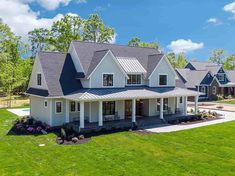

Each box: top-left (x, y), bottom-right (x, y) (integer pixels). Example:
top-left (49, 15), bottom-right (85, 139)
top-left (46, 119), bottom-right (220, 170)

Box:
top-left (103, 74), bottom-right (113, 87)
top-left (218, 74), bottom-right (224, 81)
top-left (37, 73), bottom-right (42, 86)
top-left (159, 75), bottom-right (167, 86)
top-left (127, 75), bottom-right (141, 85)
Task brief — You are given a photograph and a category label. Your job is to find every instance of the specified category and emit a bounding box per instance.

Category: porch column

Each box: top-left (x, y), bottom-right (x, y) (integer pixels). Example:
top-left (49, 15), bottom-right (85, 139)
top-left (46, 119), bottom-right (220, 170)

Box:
top-left (194, 96), bottom-right (198, 114)
top-left (80, 101), bottom-right (84, 128)
top-left (183, 96), bottom-right (188, 116)
top-left (65, 99), bottom-right (70, 123)
top-left (132, 99), bottom-right (136, 122)
top-left (160, 98), bottom-right (164, 119)
top-left (98, 100), bottom-right (103, 126)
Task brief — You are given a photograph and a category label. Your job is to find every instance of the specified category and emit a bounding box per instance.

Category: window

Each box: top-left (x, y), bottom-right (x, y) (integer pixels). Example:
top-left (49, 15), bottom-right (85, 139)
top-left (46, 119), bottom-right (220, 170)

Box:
top-left (212, 86), bottom-right (217, 95)
top-left (127, 75), bottom-right (141, 85)
top-left (77, 103), bottom-right (80, 112)
top-left (156, 98), bottom-right (169, 111)
top-left (70, 101), bottom-right (76, 112)
top-left (159, 75), bottom-right (167, 86)
top-left (103, 101), bottom-right (115, 115)
top-left (44, 100), bottom-right (48, 108)
top-left (103, 74), bottom-right (113, 86)
top-left (55, 101), bottom-right (62, 113)
top-left (218, 74), bottom-right (224, 81)
top-left (201, 86), bottom-right (206, 93)
top-left (180, 97), bottom-right (183, 103)
top-left (37, 73), bottom-right (42, 86)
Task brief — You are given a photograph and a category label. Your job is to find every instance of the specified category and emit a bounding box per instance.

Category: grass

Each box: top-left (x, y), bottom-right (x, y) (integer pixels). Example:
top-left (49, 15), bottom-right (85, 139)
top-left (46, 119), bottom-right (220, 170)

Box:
top-left (217, 99), bottom-right (235, 105)
top-left (0, 109), bottom-right (235, 175)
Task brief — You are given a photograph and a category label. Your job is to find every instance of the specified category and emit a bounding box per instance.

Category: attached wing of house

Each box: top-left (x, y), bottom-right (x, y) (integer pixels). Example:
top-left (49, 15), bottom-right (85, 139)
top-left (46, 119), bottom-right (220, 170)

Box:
top-left (183, 61), bottom-right (235, 100)
top-left (26, 41), bottom-right (201, 129)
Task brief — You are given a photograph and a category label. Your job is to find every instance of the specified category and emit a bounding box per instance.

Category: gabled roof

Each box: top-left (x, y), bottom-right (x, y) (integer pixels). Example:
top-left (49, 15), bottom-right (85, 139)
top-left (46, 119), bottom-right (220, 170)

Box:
top-left (71, 41), bottom-right (161, 78)
top-left (27, 52), bottom-right (83, 97)
top-left (146, 54), bottom-right (164, 78)
top-left (188, 61), bottom-right (219, 70)
top-left (176, 69), bottom-right (209, 88)
top-left (117, 57), bottom-right (147, 74)
top-left (206, 65), bottom-right (221, 76)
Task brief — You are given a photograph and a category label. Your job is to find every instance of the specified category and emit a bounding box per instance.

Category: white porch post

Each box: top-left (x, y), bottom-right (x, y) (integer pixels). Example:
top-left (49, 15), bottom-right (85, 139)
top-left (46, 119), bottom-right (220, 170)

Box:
top-left (132, 99), bottom-right (136, 122)
top-left (80, 101), bottom-right (84, 128)
top-left (184, 96), bottom-right (188, 115)
top-left (194, 96), bottom-right (199, 114)
top-left (99, 100), bottom-right (103, 126)
top-left (160, 98), bottom-right (164, 119)
top-left (49, 99), bottom-right (53, 126)
top-left (65, 99), bottom-right (70, 123)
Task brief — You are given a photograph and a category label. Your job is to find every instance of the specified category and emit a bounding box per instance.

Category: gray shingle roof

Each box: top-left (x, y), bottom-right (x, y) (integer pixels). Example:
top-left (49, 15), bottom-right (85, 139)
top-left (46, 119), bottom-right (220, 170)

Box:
top-left (226, 70), bottom-right (235, 83)
top-left (176, 69), bottom-right (209, 88)
top-left (147, 54), bottom-right (164, 78)
top-left (71, 41), bottom-right (160, 78)
top-left (189, 61), bottom-right (219, 70)
top-left (29, 52), bottom-right (83, 97)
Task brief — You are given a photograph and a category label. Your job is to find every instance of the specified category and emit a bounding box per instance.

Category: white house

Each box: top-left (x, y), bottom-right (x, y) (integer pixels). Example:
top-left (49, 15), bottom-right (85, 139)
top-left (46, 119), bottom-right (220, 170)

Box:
top-left (26, 41), bottom-right (201, 129)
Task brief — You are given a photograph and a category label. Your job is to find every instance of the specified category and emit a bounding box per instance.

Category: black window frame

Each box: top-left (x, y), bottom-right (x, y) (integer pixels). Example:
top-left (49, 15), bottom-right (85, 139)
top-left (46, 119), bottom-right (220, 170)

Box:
top-left (55, 101), bottom-right (62, 113)
top-left (70, 101), bottom-right (76, 112)
top-left (156, 98), bottom-right (169, 111)
top-left (37, 73), bottom-right (42, 86)
top-left (103, 101), bottom-right (115, 116)
top-left (103, 74), bottom-right (113, 87)
top-left (127, 75), bottom-right (141, 85)
top-left (159, 75), bottom-right (167, 86)
top-left (44, 100), bottom-right (48, 108)
top-left (77, 102), bottom-right (80, 112)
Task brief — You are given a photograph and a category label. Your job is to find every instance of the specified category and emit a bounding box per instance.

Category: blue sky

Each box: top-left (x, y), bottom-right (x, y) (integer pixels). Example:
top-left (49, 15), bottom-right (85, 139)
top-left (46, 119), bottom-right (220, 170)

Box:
top-left (1, 0), bottom-right (235, 60)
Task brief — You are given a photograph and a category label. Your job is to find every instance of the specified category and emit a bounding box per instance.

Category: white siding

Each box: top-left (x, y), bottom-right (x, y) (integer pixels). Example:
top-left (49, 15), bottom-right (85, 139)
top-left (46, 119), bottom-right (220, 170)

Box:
top-left (149, 99), bottom-right (158, 116)
top-left (168, 97), bottom-right (176, 113)
top-left (116, 100), bottom-right (125, 119)
top-left (51, 99), bottom-right (66, 126)
top-left (30, 96), bottom-right (51, 125)
top-left (89, 52), bottom-right (126, 88)
top-left (90, 102), bottom-right (99, 122)
top-left (149, 57), bottom-right (176, 87)
top-left (28, 55), bottom-right (48, 90)
top-left (68, 43), bottom-right (84, 73)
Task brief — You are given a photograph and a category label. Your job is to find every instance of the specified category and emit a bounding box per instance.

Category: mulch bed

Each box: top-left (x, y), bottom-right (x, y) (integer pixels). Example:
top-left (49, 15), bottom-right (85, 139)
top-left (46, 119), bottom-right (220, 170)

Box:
top-left (179, 116), bottom-right (223, 125)
top-left (56, 137), bottom-right (91, 145)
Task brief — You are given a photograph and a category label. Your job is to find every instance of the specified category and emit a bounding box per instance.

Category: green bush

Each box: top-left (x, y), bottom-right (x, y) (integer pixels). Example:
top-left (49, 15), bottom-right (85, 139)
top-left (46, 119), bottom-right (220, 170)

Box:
top-left (216, 94), bottom-right (224, 101)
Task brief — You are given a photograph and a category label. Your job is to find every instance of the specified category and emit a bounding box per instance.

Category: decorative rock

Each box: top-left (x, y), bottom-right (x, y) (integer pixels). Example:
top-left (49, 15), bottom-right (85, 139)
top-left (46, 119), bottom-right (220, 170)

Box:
top-left (78, 135), bottom-right (84, 140)
top-left (72, 137), bottom-right (79, 143)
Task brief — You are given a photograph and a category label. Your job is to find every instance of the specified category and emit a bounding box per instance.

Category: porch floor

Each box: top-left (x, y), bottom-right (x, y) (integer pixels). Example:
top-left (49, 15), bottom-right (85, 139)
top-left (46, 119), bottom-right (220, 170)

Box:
top-left (69, 114), bottom-right (195, 133)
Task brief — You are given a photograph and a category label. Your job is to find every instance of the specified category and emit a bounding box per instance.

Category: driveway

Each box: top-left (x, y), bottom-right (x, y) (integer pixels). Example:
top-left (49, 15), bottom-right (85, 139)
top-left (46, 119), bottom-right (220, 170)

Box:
top-left (145, 108), bottom-right (235, 133)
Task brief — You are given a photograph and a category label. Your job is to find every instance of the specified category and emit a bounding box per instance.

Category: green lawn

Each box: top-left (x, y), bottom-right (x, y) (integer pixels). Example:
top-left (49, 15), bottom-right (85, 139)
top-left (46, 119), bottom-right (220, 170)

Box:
top-left (0, 109), bottom-right (235, 176)
top-left (217, 100), bottom-right (235, 105)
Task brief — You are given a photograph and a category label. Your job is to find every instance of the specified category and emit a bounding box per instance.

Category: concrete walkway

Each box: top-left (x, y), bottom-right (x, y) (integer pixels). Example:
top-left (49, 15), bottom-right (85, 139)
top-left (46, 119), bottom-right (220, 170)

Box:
top-left (7, 108), bottom-right (30, 116)
top-left (144, 109), bottom-right (235, 133)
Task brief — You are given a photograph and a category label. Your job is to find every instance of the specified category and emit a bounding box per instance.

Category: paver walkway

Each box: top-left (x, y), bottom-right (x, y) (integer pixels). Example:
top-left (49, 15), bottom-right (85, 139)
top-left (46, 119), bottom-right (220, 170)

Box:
top-left (144, 108), bottom-right (235, 133)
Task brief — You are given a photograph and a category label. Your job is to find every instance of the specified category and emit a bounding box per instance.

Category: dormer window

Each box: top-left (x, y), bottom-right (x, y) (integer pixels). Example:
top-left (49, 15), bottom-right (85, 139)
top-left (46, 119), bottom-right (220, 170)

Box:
top-left (159, 74), bottom-right (167, 86)
top-left (218, 74), bottom-right (224, 81)
top-left (127, 75), bottom-right (141, 85)
top-left (103, 74), bottom-right (113, 87)
top-left (37, 73), bottom-right (42, 86)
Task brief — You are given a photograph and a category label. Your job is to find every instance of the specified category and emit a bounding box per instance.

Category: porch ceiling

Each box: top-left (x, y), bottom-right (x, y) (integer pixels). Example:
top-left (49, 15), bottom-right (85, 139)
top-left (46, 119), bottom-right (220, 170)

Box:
top-left (64, 87), bottom-right (202, 101)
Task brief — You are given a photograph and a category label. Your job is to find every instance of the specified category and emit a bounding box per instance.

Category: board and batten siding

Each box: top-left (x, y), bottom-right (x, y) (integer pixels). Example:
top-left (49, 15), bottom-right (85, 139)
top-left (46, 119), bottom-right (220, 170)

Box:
top-left (28, 55), bottom-right (48, 90)
top-left (89, 52), bottom-right (126, 88)
top-left (30, 96), bottom-right (51, 125)
top-left (149, 57), bottom-right (176, 87)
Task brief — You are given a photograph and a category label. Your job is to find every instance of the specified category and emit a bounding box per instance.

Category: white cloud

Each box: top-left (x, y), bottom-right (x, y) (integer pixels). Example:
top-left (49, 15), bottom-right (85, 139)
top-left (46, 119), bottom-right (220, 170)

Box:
top-left (224, 1), bottom-right (235, 14)
top-left (207, 18), bottom-right (218, 23)
top-left (167, 39), bottom-right (204, 54)
top-left (109, 33), bottom-right (117, 44)
top-left (0, 0), bottom-right (64, 40)
top-left (36, 0), bottom-right (71, 10)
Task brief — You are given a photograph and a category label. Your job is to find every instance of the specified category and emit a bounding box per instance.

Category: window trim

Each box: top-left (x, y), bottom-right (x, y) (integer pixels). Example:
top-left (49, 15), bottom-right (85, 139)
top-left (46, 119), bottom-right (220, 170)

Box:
top-left (126, 74), bottom-right (142, 85)
top-left (55, 101), bottom-right (63, 114)
top-left (44, 100), bottom-right (48, 108)
top-left (212, 86), bottom-right (217, 95)
top-left (70, 101), bottom-right (76, 113)
top-left (218, 74), bottom-right (225, 82)
top-left (158, 74), bottom-right (168, 86)
top-left (102, 73), bottom-right (114, 87)
top-left (37, 72), bottom-right (42, 86)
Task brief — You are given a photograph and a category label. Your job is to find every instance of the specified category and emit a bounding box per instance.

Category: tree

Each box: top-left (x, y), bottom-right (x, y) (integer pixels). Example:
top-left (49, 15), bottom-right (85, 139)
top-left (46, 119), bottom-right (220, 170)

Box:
top-left (209, 49), bottom-right (226, 65)
top-left (28, 28), bottom-right (53, 56)
top-left (83, 14), bottom-right (115, 43)
top-left (166, 52), bottom-right (177, 68)
top-left (177, 53), bottom-right (188, 68)
top-left (224, 54), bottom-right (235, 70)
top-left (128, 37), bottom-right (159, 49)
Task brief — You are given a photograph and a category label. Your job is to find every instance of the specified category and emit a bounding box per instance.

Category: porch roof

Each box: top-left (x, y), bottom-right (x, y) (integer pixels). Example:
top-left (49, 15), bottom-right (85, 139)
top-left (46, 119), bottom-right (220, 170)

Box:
top-left (64, 87), bottom-right (202, 101)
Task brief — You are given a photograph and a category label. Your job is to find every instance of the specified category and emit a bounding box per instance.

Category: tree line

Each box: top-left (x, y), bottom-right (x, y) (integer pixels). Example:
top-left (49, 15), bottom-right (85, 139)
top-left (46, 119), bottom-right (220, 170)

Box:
top-left (0, 13), bottom-right (235, 104)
